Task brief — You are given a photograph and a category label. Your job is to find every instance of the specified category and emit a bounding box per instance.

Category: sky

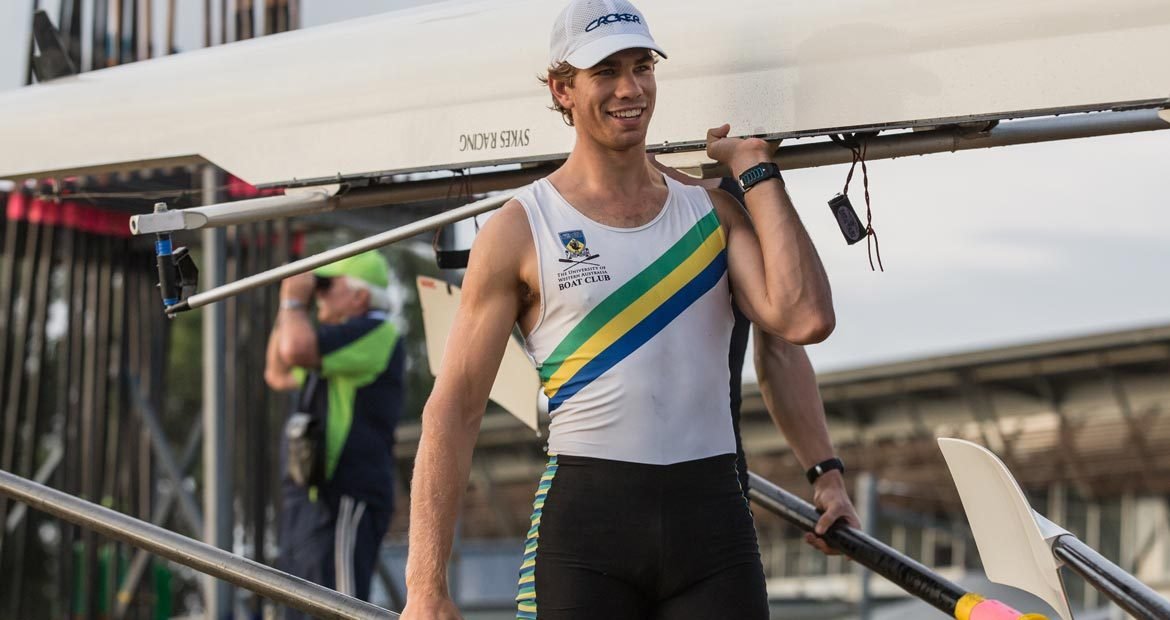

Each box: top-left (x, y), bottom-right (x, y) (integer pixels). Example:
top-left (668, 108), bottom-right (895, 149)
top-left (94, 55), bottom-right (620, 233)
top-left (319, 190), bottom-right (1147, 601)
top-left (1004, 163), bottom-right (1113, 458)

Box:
top-left (2, 0), bottom-right (1168, 373)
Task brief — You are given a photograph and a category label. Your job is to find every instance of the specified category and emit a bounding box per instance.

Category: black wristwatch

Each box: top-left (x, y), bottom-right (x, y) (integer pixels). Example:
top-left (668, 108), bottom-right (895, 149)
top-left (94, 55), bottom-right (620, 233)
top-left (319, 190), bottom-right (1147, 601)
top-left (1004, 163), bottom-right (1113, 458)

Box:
top-left (738, 162), bottom-right (783, 193)
top-left (806, 457), bottom-right (845, 485)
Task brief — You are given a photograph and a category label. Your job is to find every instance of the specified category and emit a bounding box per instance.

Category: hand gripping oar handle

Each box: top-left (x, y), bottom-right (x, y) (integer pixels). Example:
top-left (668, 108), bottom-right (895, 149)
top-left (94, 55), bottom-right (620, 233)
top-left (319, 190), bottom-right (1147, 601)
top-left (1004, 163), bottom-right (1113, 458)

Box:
top-left (746, 473), bottom-right (1048, 620)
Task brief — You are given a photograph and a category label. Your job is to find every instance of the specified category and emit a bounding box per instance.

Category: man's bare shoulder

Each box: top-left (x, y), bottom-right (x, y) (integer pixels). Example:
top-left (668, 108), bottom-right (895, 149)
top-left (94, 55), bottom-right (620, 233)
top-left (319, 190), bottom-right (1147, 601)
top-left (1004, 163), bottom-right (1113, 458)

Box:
top-left (465, 198), bottom-right (535, 281)
top-left (471, 199), bottom-right (531, 253)
top-left (704, 186), bottom-right (749, 230)
top-left (481, 199), bottom-right (530, 238)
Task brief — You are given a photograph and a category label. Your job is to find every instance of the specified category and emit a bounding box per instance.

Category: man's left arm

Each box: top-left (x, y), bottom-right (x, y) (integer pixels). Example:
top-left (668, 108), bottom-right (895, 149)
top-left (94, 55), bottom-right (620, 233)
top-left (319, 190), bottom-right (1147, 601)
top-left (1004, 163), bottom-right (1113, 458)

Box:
top-left (706, 125), bottom-right (835, 344)
top-left (754, 328), bottom-right (860, 554)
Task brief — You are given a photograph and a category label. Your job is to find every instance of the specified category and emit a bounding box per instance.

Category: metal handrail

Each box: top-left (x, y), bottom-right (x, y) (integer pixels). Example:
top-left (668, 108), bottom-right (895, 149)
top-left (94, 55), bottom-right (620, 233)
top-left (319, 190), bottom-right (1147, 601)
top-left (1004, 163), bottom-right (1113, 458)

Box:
top-left (0, 469), bottom-right (396, 619)
top-left (5, 458), bottom-right (1072, 619)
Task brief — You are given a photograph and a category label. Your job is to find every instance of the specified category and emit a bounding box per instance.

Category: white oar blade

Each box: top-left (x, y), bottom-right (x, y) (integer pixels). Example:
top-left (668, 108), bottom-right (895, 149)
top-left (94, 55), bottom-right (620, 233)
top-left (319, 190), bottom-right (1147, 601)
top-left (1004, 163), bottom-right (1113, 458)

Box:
top-left (938, 438), bottom-right (1074, 620)
top-left (417, 276), bottom-right (541, 432)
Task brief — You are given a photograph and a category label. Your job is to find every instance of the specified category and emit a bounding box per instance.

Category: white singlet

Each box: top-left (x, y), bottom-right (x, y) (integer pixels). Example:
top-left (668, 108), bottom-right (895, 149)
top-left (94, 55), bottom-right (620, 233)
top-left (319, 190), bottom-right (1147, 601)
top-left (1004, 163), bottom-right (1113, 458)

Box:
top-left (516, 174), bottom-right (736, 465)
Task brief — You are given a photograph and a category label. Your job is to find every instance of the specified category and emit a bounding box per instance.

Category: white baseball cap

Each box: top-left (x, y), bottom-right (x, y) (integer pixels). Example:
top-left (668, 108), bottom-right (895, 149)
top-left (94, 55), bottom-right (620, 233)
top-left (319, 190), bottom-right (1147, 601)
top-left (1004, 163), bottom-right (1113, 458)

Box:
top-left (549, 0), bottom-right (667, 69)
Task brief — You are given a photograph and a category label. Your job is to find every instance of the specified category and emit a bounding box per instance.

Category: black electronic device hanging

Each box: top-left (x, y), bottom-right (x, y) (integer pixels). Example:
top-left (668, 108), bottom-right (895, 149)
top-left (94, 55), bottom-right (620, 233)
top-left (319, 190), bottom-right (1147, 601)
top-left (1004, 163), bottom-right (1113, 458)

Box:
top-left (828, 132), bottom-right (884, 271)
top-left (435, 248), bottom-right (471, 270)
top-left (434, 170), bottom-right (476, 269)
top-left (432, 222), bottom-right (471, 270)
top-left (828, 193), bottom-right (866, 245)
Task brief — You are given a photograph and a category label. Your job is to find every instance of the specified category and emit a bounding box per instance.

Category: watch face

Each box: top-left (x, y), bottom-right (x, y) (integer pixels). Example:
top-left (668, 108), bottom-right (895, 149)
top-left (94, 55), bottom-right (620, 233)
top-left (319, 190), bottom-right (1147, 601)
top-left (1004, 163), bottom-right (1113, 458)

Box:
top-left (741, 164), bottom-right (771, 188)
top-left (739, 162), bottom-right (776, 189)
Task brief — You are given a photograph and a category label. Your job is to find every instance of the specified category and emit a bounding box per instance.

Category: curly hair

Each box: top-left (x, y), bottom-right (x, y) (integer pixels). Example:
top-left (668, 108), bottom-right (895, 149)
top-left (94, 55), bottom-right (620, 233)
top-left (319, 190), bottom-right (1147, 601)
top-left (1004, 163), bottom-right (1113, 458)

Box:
top-left (538, 61), bottom-right (580, 126)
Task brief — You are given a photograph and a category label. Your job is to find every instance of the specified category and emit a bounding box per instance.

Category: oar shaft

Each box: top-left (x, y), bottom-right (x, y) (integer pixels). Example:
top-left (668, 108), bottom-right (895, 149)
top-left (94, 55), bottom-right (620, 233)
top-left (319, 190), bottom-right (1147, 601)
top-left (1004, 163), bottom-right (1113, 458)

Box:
top-left (169, 190), bottom-right (517, 313)
top-left (747, 472), bottom-right (965, 615)
top-left (749, 474), bottom-right (1049, 619)
top-left (1053, 535), bottom-right (1170, 620)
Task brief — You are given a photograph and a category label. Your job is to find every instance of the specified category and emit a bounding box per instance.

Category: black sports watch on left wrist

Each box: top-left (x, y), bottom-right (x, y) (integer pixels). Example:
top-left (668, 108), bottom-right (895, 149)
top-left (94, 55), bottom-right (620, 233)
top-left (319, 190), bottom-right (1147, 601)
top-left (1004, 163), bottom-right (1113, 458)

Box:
top-left (806, 457), bottom-right (845, 485)
top-left (738, 161), bottom-right (783, 193)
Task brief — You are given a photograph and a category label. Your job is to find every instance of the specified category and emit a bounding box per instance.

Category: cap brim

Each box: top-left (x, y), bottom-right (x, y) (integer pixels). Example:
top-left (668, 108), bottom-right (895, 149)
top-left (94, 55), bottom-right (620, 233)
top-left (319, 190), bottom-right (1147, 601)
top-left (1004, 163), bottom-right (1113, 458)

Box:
top-left (313, 262), bottom-right (388, 287)
top-left (312, 264), bottom-right (341, 277)
top-left (564, 34), bottom-right (667, 69)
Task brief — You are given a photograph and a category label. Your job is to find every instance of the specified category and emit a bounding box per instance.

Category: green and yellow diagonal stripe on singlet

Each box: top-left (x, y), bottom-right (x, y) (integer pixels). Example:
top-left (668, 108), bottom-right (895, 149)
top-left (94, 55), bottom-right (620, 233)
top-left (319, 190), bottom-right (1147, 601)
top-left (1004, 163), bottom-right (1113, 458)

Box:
top-left (541, 209), bottom-right (726, 412)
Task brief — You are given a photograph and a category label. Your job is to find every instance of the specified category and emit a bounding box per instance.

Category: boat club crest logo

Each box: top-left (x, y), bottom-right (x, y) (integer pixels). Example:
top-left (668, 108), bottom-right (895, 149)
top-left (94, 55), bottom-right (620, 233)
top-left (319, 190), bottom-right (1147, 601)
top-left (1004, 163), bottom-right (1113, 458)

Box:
top-left (555, 229), bottom-right (611, 291)
top-left (559, 230), bottom-right (590, 258)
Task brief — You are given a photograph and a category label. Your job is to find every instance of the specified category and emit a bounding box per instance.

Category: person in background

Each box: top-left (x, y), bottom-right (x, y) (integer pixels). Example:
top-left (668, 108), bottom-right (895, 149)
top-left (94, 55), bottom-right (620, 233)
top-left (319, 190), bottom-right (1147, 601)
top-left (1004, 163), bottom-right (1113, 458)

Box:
top-left (264, 250), bottom-right (405, 617)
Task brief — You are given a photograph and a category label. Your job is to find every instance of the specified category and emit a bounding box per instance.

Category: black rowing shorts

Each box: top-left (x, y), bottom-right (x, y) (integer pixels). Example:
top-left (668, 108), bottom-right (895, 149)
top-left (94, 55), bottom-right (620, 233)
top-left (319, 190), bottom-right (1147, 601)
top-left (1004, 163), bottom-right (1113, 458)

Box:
top-left (516, 453), bottom-right (769, 619)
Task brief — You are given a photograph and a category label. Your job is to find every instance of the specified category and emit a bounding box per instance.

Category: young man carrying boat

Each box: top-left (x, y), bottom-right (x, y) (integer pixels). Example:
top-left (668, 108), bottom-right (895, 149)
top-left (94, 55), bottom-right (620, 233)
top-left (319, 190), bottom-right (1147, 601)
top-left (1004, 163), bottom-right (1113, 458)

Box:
top-left (404, 0), bottom-right (851, 617)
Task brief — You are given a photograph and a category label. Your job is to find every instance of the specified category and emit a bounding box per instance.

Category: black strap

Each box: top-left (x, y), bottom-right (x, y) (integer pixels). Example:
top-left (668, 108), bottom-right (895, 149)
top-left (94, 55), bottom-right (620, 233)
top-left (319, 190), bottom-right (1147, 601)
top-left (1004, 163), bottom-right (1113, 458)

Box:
top-left (718, 176), bottom-right (746, 204)
top-left (806, 457), bottom-right (846, 485)
top-left (298, 372), bottom-right (320, 413)
top-left (432, 168), bottom-right (477, 270)
top-left (435, 249), bottom-right (471, 270)
top-left (840, 137), bottom-right (884, 272)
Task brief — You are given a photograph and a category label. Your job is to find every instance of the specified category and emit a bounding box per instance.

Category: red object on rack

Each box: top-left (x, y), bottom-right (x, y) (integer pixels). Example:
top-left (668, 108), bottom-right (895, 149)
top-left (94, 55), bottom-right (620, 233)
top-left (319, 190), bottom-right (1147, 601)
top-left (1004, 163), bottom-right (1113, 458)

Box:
top-left (6, 191), bottom-right (131, 237)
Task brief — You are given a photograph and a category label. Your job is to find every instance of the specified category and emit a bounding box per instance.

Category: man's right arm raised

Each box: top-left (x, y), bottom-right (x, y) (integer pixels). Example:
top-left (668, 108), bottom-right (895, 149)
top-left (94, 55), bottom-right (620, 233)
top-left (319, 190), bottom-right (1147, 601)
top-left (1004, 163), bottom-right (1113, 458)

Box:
top-left (402, 201), bottom-right (533, 620)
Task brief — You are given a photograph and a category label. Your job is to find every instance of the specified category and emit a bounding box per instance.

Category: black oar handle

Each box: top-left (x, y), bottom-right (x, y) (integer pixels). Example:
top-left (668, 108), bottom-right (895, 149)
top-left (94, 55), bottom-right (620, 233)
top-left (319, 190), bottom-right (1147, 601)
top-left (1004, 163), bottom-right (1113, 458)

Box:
top-left (747, 472), bottom-right (965, 616)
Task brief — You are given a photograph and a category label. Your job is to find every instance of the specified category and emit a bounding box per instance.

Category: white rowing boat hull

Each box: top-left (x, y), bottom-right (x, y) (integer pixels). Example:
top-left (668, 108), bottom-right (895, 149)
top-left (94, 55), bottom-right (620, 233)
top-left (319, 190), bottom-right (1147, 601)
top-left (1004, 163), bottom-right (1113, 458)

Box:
top-left (1, 0), bottom-right (1167, 187)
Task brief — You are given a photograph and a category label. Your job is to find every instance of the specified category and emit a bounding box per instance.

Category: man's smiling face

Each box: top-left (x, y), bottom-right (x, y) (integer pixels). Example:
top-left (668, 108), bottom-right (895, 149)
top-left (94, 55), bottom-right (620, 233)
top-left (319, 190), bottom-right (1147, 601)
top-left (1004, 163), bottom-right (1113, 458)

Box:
top-left (553, 48), bottom-right (657, 152)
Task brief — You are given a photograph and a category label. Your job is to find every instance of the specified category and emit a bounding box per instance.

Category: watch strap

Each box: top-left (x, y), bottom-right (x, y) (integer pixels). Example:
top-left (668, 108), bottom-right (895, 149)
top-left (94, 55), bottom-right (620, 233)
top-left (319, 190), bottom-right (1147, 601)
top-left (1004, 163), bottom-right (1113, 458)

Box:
top-left (738, 162), bottom-right (783, 193)
top-left (806, 457), bottom-right (845, 485)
